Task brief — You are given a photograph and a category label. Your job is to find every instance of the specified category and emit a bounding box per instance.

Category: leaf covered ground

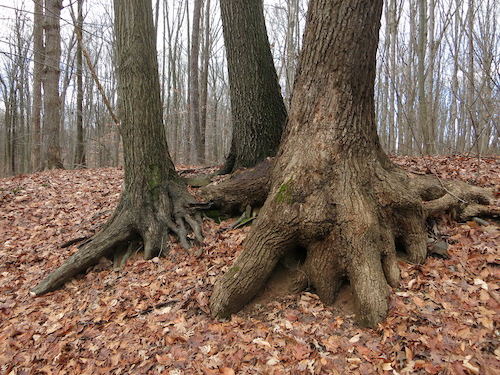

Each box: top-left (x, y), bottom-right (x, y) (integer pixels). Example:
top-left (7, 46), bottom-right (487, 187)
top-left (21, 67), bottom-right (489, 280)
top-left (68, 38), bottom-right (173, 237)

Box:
top-left (1, 156), bottom-right (499, 374)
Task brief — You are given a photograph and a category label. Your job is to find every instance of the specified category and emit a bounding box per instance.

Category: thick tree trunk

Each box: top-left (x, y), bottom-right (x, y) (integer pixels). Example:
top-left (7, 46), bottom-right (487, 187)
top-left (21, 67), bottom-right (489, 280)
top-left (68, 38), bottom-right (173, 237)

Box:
top-left (218, 0), bottom-right (287, 174)
top-left (32, 0), bottom-right (43, 171)
top-left (32, 0), bottom-right (201, 296)
top-left (209, 0), bottom-right (494, 327)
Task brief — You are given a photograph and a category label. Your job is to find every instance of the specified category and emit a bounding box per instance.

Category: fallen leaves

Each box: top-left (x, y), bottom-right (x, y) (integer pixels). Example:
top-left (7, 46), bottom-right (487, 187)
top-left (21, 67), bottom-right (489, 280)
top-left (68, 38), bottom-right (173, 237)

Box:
top-left (0, 157), bottom-right (499, 373)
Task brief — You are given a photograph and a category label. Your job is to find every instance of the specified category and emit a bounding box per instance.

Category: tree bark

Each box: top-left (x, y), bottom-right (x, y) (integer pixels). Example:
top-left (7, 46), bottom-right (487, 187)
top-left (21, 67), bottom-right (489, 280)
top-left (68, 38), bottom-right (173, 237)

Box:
top-left (209, 0), bottom-right (494, 327)
top-left (42, 0), bottom-right (64, 169)
top-left (190, 0), bottom-right (202, 164)
top-left (74, 0), bottom-right (86, 168)
top-left (32, 0), bottom-right (202, 296)
top-left (199, 0), bottom-right (211, 163)
top-left (218, 0), bottom-right (287, 174)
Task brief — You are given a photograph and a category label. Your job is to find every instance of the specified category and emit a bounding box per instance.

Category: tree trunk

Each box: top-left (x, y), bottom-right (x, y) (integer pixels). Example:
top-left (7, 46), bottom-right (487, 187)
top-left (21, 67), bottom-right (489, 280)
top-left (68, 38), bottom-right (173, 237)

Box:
top-left (209, 0), bottom-right (450, 327)
top-left (74, 0), bottom-right (86, 168)
top-left (42, 0), bottom-right (64, 169)
top-left (31, 0), bottom-right (202, 296)
top-left (218, 0), bottom-right (287, 174)
top-left (190, 0), bottom-right (202, 164)
top-left (417, 0), bottom-right (430, 155)
top-left (199, 0), bottom-right (211, 163)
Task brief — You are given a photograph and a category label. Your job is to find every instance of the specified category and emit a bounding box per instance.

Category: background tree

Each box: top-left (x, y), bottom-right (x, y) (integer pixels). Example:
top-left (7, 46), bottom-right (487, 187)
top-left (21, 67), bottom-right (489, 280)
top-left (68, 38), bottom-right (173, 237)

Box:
top-left (72, 0), bottom-right (86, 168)
top-left (32, 0), bottom-right (43, 171)
top-left (42, 0), bottom-right (64, 169)
top-left (31, 0), bottom-right (202, 295)
top-left (218, 0), bottom-right (287, 174)
top-left (209, 0), bottom-right (493, 326)
top-left (0, 0), bottom-right (497, 176)
top-left (189, 0), bottom-right (203, 164)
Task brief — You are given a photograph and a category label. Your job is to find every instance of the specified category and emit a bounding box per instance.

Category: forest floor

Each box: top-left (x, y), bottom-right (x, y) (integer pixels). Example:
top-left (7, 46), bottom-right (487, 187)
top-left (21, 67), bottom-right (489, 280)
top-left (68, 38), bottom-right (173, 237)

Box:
top-left (0, 155), bottom-right (499, 375)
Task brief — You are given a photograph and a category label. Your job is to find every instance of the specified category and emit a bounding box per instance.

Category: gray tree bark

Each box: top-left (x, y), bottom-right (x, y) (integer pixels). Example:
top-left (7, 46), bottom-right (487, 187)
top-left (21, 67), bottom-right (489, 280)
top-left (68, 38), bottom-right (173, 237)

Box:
top-left (190, 0), bottom-right (203, 163)
top-left (42, 0), bottom-right (64, 169)
top-left (31, 0), bottom-right (44, 170)
top-left (218, 0), bottom-right (287, 174)
top-left (74, 0), bottom-right (86, 168)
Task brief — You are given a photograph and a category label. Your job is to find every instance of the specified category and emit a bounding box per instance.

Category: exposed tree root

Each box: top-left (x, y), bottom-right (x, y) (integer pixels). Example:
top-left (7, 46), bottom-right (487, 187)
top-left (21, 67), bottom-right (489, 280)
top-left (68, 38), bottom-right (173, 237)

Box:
top-left (201, 159), bottom-right (497, 221)
top-left (208, 160), bottom-right (496, 327)
top-left (31, 185), bottom-right (202, 296)
top-left (408, 174), bottom-right (497, 220)
top-left (199, 158), bottom-right (272, 215)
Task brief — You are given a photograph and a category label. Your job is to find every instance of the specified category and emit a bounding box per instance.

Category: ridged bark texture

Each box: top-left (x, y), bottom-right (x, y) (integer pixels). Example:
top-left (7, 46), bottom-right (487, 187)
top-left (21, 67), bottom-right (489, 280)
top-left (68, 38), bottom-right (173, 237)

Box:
top-left (219, 0), bottom-right (287, 174)
top-left (43, 0), bottom-right (64, 169)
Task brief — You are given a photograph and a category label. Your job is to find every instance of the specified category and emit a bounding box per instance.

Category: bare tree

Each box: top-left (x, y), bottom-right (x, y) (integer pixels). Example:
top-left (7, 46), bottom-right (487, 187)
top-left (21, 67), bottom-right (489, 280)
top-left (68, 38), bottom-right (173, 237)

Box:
top-left (73, 0), bottom-right (86, 167)
top-left (189, 0), bottom-right (203, 163)
top-left (42, 0), bottom-right (64, 169)
top-left (31, 0), bottom-right (44, 171)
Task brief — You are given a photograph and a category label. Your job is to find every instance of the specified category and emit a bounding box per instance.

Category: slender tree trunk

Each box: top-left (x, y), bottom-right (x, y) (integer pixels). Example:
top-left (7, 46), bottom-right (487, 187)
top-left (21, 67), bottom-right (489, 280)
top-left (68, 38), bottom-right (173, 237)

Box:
top-left (32, 0), bottom-right (43, 171)
top-left (0, 77), bottom-right (13, 175)
top-left (218, 0), bottom-right (287, 174)
top-left (418, 0), bottom-right (430, 154)
top-left (74, 0), bottom-right (86, 168)
top-left (43, 0), bottom-right (64, 169)
top-left (199, 0), bottom-right (211, 163)
top-left (466, 0), bottom-right (477, 155)
top-left (388, 0), bottom-right (398, 153)
top-left (190, 0), bottom-right (203, 164)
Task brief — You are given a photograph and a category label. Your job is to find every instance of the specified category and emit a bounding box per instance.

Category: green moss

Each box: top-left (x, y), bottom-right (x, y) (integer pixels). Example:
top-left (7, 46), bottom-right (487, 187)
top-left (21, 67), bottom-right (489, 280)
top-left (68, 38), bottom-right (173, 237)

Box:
top-left (276, 177), bottom-right (294, 204)
top-left (204, 210), bottom-right (227, 223)
top-left (229, 266), bottom-right (240, 273)
top-left (147, 164), bottom-right (162, 202)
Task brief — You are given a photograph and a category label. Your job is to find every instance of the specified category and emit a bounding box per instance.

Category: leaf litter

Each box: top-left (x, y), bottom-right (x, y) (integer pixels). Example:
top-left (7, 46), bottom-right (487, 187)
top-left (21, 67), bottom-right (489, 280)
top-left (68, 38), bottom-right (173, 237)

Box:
top-left (0, 156), bottom-right (499, 374)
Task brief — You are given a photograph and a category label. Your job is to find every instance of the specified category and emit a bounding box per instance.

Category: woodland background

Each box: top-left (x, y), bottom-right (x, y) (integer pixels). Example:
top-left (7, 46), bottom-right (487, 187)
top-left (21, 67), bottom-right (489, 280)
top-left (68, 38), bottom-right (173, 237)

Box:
top-left (0, 0), bottom-right (498, 177)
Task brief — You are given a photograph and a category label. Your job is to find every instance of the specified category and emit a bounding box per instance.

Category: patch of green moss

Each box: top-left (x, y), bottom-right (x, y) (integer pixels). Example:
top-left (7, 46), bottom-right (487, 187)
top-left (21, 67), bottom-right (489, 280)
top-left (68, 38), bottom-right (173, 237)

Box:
top-left (229, 266), bottom-right (240, 273)
top-left (276, 177), bottom-right (294, 204)
top-left (204, 210), bottom-right (227, 223)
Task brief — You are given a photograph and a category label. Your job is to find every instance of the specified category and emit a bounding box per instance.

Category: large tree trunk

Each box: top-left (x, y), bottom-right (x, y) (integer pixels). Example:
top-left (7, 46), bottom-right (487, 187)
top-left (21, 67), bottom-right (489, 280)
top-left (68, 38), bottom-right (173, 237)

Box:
top-left (218, 0), bottom-right (287, 174)
top-left (31, 0), bottom-right (202, 296)
top-left (209, 0), bottom-right (493, 327)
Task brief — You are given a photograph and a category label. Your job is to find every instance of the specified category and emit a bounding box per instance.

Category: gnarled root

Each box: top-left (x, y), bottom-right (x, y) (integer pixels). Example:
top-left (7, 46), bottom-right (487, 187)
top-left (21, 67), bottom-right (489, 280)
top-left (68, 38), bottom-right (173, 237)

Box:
top-left (408, 174), bottom-right (496, 220)
top-left (210, 166), bottom-right (428, 327)
top-left (199, 159), bottom-right (272, 215)
top-left (31, 186), bottom-right (202, 296)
